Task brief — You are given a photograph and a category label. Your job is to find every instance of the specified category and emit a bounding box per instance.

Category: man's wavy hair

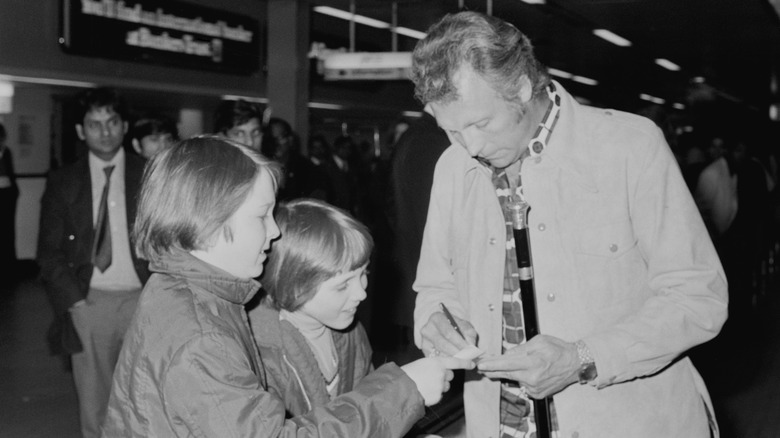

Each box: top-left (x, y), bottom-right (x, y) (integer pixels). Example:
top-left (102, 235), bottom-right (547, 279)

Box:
top-left (411, 11), bottom-right (550, 106)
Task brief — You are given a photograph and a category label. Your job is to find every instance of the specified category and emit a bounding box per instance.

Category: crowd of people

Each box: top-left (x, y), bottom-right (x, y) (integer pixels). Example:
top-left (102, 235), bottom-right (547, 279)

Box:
top-left (22, 10), bottom-right (780, 438)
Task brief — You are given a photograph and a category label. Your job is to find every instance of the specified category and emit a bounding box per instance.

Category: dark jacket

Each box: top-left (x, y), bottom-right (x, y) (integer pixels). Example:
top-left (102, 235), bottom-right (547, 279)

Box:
top-left (102, 250), bottom-right (424, 437)
top-left (247, 300), bottom-right (374, 416)
top-left (37, 152), bottom-right (150, 355)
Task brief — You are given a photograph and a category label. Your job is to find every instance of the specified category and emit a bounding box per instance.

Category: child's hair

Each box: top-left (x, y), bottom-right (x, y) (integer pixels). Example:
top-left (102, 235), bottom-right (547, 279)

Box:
top-left (129, 114), bottom-right (179, 143)
top-left (263, 198), bottom-right (373, 311)
top-left (133, 135), bottom-right (282, 262)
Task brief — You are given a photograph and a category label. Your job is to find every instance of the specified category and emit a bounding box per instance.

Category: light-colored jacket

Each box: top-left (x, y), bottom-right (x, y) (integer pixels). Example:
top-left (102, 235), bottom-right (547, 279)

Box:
top-left (414, 83), bottom-right (728, 438)
top-left (102, 250), bottom-right (424, 437)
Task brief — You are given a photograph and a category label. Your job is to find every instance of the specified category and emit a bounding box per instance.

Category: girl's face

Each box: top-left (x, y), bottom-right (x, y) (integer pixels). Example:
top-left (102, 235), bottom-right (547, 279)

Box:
top-left (191, 169), bottom-right (279, 279)
top-left (300, 264), bottom-right (369, 330)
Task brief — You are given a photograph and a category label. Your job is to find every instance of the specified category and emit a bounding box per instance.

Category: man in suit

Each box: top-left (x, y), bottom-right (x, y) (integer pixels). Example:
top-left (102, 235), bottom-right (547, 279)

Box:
top-left (38, 87), bottom-right (150, 438)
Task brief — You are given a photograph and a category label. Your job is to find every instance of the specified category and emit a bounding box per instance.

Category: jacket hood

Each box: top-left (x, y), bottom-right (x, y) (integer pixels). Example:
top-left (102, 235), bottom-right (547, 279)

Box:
top-left (150, 249), bottom-right (261, 305)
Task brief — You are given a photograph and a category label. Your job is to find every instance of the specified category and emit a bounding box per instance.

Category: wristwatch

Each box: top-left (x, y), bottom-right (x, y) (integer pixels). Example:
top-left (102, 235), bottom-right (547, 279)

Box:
top-left (575, 340), bottom-right (598, 384)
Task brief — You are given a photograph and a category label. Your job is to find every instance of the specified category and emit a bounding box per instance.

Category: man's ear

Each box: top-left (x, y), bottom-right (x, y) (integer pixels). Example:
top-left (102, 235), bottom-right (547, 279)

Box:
top-left (123, 121), bottom-right (129, 136)
top-left (518, 75), bottom-right (533, 104)
top-left (75, 124), bottom-right (85, 141)
top-left (131, 138), bottom-right (142, 155)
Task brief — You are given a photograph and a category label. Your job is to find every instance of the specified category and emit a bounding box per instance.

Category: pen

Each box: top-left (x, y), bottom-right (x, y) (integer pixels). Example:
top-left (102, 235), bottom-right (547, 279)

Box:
top-left (440, 302), bottom-right (466, 341)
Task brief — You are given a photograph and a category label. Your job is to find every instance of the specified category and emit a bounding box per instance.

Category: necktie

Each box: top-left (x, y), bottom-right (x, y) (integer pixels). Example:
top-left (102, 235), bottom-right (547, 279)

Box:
top-left (92, 165), bottom-right (115, 272)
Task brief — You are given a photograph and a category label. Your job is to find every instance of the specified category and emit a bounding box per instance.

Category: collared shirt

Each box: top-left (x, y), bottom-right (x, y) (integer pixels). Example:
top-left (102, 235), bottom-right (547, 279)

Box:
top-left (88, 148), bottom-right (142, 292)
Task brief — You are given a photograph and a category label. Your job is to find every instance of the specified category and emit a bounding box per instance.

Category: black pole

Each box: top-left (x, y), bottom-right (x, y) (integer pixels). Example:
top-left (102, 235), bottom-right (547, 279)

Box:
top-left (508, 200), bottom-right (552, 438)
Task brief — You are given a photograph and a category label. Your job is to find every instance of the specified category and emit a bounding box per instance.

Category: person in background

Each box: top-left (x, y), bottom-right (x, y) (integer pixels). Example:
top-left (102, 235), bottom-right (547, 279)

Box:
top-left (214, 98), bottom-right (264, 151)
top-left (387, 112), bottom-right (450, 350)
top-left (128, 114), bottom-right (178, 160)
top-left (410, 11), bottom-right (727, 437)
top-left (0, 121), bottom-right (19, 289)
top-left (263, 117), bottom-right (328, 202)
top-left (101, 136), bottom-right (472, 437)
top-left (37, 87), bottom-right (150, 438)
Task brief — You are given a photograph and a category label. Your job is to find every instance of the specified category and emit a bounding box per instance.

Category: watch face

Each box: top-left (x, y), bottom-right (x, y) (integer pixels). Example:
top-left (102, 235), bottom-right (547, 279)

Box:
top-left (579, 362), bottom-right (598, 384)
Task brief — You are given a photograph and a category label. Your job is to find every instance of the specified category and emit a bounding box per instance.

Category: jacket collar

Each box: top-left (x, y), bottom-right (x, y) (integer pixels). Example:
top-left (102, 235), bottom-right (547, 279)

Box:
top-left (539, 80), bottom-right (599, 193)
top-left (150, 249), bottom-right (261, 305)
top-left (461, 80), bottom-right (599, 193)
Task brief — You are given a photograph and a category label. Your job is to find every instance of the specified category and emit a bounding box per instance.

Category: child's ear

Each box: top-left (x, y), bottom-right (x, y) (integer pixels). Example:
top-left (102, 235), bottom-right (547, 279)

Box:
top-left (132, 139), bottom-right (142, 155)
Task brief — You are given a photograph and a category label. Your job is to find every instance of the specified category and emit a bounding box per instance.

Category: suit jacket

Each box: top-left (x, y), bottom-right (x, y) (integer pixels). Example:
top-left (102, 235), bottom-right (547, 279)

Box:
top-left (37, 151), bottom-right (150, 355)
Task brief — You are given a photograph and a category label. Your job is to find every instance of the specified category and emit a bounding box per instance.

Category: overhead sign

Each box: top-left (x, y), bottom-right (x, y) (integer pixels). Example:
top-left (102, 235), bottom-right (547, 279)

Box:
top-left (60, 0), bottom-right (261, 74)
top-left (322, 52), bottom-right (412, 81)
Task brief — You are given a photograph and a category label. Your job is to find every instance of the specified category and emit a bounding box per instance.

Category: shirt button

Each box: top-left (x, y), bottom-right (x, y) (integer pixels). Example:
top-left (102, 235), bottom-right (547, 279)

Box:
top-left (489, 237), bottom-right (497, 245)
top-left (488, 304), bottom-right (495, 311)
top-left (538, 223), bottom-right (546, 231)
top-left (547, 293), bottom-right (556, 302)
top-left (609, 243), bottom-right (618, 252)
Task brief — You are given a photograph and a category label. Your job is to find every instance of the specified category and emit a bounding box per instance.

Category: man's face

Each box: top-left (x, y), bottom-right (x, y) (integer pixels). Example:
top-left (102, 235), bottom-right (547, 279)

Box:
top-left (429, 67), bottom-right (536, 169)
top-left (76, 107), bottom-right (127, 161)
top-left (226, 118), bottom-right (262, 151)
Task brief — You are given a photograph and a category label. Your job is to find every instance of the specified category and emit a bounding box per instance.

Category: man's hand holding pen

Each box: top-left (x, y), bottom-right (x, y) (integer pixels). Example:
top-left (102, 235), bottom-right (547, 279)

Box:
top-left (420, 303), bottom-right (482, 360)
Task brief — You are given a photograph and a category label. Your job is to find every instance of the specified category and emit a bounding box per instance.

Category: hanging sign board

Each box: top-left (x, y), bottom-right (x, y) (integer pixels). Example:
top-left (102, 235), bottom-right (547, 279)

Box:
top-left (322, 52), bottom-right (412, 81)
top-left (60, 0), bottom-right (261, 74)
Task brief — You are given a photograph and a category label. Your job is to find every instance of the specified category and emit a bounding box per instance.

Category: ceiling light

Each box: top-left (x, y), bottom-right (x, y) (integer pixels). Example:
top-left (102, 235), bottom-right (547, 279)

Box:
top-left (592, 29), bottom-right (632, 47)
top-left (395, 27), bottom-right (426, 40)
top-left (655, 58), bottom-right (680, 71)
top-left (673, 102), bottom-right (685, 110)
top-left (308, 102), bottom-right (344, 110)
top-left (639, 93), bottom-right (665, 105)
top-left (221, 95), bottom-right (268, 103)
top-left (0, 74), bottom-right (96, 88)
top-left (402, 110), bottom-right (423, 118)
top-left (572, 75), bottom-right (598, 86)
top-left (520, 0), bottom-right (546, 4)
top-left (548, 68), bottom-right (573, 79)
top-left (313, 6), bottom-right (389, 29)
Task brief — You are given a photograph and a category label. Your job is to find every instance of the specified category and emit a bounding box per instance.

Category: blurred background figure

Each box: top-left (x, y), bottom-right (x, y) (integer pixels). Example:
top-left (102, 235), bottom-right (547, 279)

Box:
top-left (128, 114), bottom-right (178, 160)
top-left (214, 99), bottom-right (264, 151)
top-left (386, 112), bottom-right (449, 353)
top-left (263, 116), bottom-right (328, 202)
top-left (0, 121), bottom-right (19, 291)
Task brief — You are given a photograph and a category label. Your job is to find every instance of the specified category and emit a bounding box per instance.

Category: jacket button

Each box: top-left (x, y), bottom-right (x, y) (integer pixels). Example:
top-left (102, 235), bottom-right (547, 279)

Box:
top-left (534, 156), bottom-right (542, 164)
top-left (538, 223), bottom-right (546, 231)
top-left (547, 293), bottom-right (556, 302)
top-left (68, 234), bottom-right (75, 240)
top-left (609, 243), bottom-right (618, 252)
top-left (488, 304), bottom-right (495, 311)
top-left (489, 237), bottom-right (497, 245)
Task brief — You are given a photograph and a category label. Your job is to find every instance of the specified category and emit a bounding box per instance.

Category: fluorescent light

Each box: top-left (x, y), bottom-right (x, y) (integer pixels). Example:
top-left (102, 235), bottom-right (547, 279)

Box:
top-left (0, 74), bottom-right (96, 88)
top-left (520, 0), bottom-right (546, 4)
top-left (402, 110), bottom-right (423, 118)
top-left (221, 95), bottom-right (268, 103)
top-left (673, 102), bottom-right (685, 110)
top-left (639, 93), bottom-right (665, 105)
top-left (592, 29), bottom-right (632, 47)
top-left (308, 102), bottom-right (344, 110)
top-left (548, 68), bottom-right (573, 79)
top-left (655, 58), bottom-right (680, 71)
top-left (395, 27), bottom-right (426, 40)
top-left (572, 75), bottom-right (598, 86)
top-left (314, 6), bottom-right (389, 29)
top-left (691, 76), bottom-right (705, 84)
top-left (314, 6), bottom-right (426, 39)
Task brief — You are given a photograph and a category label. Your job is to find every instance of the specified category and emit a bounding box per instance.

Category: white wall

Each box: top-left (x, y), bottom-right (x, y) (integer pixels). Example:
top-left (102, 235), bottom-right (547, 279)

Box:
top-left (1, 85), bottom-right (53, 259)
